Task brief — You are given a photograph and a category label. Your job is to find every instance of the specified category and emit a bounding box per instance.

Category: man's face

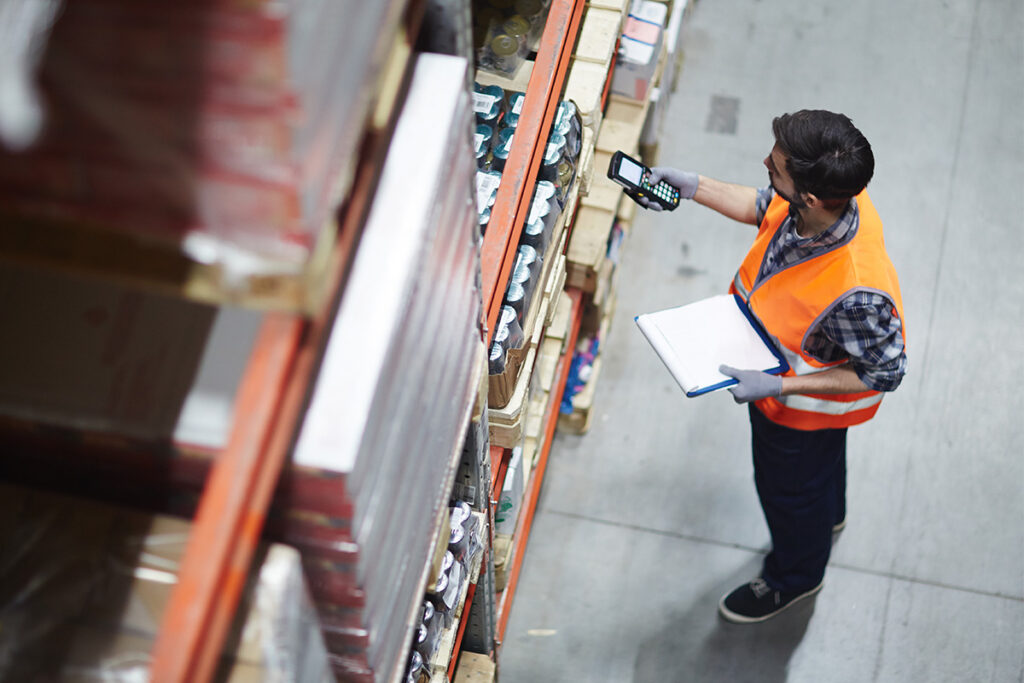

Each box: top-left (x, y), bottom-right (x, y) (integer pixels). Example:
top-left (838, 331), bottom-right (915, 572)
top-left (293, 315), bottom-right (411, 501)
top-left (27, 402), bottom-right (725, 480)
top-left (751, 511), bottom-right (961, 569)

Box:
top-left (764, 144), bottom-right (806, 209)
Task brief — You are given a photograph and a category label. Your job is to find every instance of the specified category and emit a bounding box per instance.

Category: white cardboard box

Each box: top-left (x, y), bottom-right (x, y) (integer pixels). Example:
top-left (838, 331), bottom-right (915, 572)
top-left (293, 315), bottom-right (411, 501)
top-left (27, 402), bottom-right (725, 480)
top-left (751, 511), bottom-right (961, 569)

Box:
top-left (495, 446), bottom-right (525, 535)
top-left (611, 12), bottom-right (664, 101)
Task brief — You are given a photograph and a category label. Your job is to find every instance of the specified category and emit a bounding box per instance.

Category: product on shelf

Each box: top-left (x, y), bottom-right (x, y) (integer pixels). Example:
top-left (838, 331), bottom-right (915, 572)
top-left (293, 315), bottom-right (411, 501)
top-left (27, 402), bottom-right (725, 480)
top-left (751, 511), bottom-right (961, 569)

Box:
top-left (511, 244), bottom-right (543, 306)
top-left (476, 15), bottom-right (529, 75)
top-left (495, 445), bottom-right (525, 535)
top-left (472, 0), bottom-right (553, 76)
top-left (612, 1), bottom-right (667, 101)
top-left (475, 123), bottom-right (494, 168)
top-left (470, 84), bottom-right (580, 226)
top-left (476, 168), bottom-right (503, 233)
top-left (473, 82), bottom-right (506, 125)
top-left (561, 333), bottom-right (600, 414)
top-left (504, 90), bottom-right (526, 128)
top-left (405, 505), bottom-right (486, 679)
top-left (413, 600), bottom-right (445, 661)
top-left (0, 483), bottom-right (330, 682)
top-left (490, 304), bottom-right (526, 375)
top-left (486, 98), bottom-right (578, 378)
top-left (403, 651), bottom-right (429, 683)
top-left (520, 213), bottom-right (549, 252)
top-left (0, 0), bottom-right (403, 285)
top-left (282, 53), bottom-right (484, 682)
top-left (491, 125), bottom-right (517, 171)
top-left (449, 500), bottom-right (484, 563)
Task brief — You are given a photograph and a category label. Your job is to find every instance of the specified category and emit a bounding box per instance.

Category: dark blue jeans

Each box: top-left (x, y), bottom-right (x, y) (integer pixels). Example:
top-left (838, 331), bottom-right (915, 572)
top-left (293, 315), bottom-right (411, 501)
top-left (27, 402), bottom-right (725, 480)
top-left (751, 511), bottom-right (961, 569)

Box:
top-left (749, 404), bottom-right (847, 594)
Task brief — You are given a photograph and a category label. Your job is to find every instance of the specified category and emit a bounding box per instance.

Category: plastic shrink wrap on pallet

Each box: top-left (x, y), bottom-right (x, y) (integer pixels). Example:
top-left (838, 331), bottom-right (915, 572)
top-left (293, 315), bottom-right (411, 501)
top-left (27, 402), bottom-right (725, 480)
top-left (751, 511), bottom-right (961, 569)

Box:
top-left (0, 483), bottom-right (332, 682)
top-left (0, 0), bottom-right (397, 282)
top-left (281, 52), bottom-right (483, 682)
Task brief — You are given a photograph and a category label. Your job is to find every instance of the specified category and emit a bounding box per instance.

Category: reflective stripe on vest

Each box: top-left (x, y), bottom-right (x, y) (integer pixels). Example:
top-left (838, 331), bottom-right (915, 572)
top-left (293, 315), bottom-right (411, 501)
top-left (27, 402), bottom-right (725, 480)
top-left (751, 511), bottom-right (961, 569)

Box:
top-left (732, 190), bottom-right (905, 431)
top-left (732, 271), bottom-right (749, 299)
top-left (777, 391), bottom-right (883, 415)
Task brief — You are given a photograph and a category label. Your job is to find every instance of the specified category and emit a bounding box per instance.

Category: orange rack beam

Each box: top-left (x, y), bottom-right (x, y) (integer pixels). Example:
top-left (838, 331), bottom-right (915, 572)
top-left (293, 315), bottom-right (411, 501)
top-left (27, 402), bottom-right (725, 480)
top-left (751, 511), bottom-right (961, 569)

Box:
top-left (480, 0), bottom-right (586, 345)
top-left (149, 28), bottom-right (414, 681)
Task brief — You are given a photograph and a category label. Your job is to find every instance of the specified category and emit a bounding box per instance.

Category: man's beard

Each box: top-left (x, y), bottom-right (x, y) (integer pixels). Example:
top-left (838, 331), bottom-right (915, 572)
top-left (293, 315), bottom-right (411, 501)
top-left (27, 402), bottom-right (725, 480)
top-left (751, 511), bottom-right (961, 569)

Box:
top-left (772, 182), bottom-right (807, 210)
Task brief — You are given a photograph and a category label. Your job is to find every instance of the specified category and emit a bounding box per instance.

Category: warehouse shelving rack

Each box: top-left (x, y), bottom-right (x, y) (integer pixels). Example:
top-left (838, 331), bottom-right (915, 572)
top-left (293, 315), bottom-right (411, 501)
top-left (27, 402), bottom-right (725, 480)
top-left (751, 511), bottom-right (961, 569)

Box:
top-left (0, 0), bottom-right (594, 680)
top-left (480, 0), bottom-right (586, 346)
top-left (147, 3), bottom-right (430, 679)
top-left (471, 0), bottom-right (588, 671)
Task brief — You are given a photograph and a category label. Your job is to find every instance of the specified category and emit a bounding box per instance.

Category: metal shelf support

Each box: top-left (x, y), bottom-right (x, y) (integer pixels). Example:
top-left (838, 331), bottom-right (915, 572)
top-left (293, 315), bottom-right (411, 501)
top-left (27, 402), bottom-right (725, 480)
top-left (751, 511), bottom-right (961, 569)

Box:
top-left (480, 0), bottom-right (586, 345)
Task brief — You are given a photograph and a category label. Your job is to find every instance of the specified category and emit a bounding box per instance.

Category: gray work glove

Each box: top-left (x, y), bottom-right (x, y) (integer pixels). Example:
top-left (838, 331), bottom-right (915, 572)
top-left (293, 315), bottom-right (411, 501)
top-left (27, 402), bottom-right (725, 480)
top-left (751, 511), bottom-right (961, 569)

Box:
top-left (719, 365), bottom-right (782, 404)
top-left (635, 167), bottom-right (699, 211)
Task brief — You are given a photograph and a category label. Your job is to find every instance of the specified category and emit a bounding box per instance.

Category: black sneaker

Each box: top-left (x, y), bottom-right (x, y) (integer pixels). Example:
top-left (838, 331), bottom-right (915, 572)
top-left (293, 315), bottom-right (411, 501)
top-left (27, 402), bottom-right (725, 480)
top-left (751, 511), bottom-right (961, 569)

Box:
top-left (718, 578), bottom-right (823, 623)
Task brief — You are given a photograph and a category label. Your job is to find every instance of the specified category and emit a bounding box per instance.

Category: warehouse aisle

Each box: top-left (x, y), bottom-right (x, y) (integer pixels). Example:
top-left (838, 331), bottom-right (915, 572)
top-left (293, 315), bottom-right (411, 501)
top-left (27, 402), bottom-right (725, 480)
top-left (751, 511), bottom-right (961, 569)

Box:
top-left (501, 0), bottom-right (1024, 681)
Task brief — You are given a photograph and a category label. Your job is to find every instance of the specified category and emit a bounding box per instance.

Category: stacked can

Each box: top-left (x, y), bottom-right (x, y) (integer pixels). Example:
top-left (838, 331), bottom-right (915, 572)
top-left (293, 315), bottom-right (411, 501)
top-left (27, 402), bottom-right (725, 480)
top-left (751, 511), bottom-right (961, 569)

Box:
top-left (489, 304), bottom-right (525, 374)
top-left (474, 0), bottom-right (553, 77)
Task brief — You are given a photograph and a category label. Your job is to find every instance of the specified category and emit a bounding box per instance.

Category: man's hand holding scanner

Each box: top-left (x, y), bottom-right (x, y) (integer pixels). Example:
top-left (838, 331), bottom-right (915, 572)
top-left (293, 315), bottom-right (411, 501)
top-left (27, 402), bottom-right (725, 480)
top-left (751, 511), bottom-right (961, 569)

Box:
top-left (635, 167), bottom-right (699, 211)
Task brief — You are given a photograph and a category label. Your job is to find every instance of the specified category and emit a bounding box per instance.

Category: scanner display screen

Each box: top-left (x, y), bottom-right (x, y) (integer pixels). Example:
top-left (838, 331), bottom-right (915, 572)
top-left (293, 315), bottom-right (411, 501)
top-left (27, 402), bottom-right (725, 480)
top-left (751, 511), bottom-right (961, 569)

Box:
top-left (618, 157), bottom-right (644, 185)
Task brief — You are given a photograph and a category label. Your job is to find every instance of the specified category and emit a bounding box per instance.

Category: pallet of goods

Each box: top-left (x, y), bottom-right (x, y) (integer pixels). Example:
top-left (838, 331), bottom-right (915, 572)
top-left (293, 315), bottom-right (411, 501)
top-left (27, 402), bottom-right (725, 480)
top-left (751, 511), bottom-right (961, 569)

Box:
top-left (0, 483), bottom-right (332, 682)
top-left (0, 0), bottom-right (414, 311)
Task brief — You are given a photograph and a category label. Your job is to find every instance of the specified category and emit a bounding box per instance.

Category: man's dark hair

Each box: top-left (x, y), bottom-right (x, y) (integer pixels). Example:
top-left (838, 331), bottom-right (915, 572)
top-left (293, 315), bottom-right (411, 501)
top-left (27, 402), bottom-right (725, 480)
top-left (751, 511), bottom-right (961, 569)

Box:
top-left (772, 110), bottom-right (874, 202)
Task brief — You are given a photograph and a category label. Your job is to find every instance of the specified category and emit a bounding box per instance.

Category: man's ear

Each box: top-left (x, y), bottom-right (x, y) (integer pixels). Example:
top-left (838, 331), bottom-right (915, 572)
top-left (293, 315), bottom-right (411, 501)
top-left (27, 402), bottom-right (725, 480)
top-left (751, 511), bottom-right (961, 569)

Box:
top-left (802, 192), bottom-right (821, 207)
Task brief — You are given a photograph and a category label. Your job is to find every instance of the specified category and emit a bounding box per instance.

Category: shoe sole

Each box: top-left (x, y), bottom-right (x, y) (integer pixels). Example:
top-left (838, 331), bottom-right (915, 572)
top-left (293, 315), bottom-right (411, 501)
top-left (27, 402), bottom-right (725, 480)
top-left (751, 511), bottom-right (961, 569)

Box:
top-left (832, 519), bottom-right (847, 533)
top-left (717, 582), bottom-right (823, 624)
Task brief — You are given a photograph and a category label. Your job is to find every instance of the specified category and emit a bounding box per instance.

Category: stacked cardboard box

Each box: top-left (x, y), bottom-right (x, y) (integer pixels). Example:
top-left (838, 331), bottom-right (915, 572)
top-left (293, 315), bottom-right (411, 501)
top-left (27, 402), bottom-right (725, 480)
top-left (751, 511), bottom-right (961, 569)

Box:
top-left (0, 0), bottom-right (403, 288)
top-left (280, 53), bottom-right (484, 682)
top-left (0, 483), bottom-right (331, 682)
top-left (0, 51), bottom-right (483, 683)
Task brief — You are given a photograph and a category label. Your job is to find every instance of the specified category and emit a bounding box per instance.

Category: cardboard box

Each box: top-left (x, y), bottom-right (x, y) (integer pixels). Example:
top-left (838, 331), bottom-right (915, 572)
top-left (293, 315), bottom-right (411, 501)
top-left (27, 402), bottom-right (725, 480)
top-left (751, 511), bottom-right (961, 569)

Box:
top-left (610, 5), bottom-right (665, 101)
top-left (0, 484), bottom-right (331, 681)
top-left (494, 446), bottom-right (525, 535)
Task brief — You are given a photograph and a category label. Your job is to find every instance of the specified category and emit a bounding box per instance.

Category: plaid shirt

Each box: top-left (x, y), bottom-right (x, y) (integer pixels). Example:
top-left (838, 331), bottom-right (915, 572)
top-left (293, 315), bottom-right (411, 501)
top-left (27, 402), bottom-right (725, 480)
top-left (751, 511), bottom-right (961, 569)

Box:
top-left (753, 188), bottom-right (906, 392)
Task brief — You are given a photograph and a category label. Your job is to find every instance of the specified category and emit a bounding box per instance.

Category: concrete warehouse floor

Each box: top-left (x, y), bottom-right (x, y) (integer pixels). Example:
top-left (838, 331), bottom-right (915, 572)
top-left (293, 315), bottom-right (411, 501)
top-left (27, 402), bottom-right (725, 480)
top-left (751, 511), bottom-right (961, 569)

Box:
top-left (500, 0), bottom-right (1024, 680)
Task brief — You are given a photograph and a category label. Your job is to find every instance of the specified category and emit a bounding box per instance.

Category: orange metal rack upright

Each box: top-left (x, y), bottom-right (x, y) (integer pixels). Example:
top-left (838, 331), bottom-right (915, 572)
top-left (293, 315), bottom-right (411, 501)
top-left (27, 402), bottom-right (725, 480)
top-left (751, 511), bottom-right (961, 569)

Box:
top-left (496, 288), bottom-right (583, 641)
top-left (150, 147), bottom-right (392, 683)
top-left (148, 4), bottom-right (425, 680)
top-left (480, 0), bottom-right (586, 346)
top-left (473, 0), bottom-right (588, 670)
top-left (150, 0), bottom-right (586, 678)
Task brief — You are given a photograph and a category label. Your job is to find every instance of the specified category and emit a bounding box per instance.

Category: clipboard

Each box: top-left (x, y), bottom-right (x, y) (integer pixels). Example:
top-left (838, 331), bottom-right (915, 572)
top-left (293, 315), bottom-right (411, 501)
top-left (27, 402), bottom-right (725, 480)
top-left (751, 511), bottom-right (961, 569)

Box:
top-left (635, 294), bottom-right (788, 397)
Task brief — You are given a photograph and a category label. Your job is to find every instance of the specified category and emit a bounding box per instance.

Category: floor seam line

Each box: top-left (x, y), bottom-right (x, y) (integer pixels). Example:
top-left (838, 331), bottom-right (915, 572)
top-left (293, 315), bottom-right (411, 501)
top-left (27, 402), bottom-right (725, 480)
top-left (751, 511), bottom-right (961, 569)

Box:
top-left (545, 508), bottom-right (1024, 603)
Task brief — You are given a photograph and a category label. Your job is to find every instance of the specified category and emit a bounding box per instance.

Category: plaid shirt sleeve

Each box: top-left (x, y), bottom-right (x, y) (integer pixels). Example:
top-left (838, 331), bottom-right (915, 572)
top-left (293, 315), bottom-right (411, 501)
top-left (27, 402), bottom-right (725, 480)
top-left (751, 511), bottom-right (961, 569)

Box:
top-left (807, 291), bottom-right (907, 392)
top-left (754, 186), bottom-right (774, 225)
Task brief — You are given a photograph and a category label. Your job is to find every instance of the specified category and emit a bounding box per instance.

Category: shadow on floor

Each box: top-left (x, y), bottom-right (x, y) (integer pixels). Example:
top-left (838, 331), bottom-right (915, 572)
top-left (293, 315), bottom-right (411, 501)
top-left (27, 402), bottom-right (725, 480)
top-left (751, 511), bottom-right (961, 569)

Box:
top-left (633, 557), bottom-right (817, 683)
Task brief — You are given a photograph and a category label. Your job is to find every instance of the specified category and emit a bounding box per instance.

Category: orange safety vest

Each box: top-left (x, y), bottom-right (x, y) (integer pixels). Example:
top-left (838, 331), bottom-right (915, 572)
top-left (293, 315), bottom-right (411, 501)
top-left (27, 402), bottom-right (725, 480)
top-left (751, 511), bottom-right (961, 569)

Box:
top-left (729, 191), bottom-right (906, 431)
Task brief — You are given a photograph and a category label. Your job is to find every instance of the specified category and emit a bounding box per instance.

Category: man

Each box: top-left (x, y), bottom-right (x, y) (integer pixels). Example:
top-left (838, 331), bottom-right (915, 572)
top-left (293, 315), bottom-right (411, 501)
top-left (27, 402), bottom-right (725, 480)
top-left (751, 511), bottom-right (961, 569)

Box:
top-left (641, 110), bottom-right (907, 623)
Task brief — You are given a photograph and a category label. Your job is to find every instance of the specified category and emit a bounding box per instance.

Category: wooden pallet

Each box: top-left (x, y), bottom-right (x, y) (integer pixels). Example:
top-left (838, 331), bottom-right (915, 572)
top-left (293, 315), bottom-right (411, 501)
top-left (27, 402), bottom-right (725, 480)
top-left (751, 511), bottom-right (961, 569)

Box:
top-left (487, 156), bottom-right (579, 409)
top-left (563, 59), bottom-right (609, 131)
top-left (428, 511), bottom-right (488, 680)
top-left (565, 204), bottom-right (616, 292)
top-left (565, 39), bottom-right (670, 292)
top-left (558, 355), bottom-right (602, 435)
top-left (573, 7), bottom-right (625, 68)
top-left (562, 0), bottom-right (628, 132)
top-left (493, 533), bottom-right (515, 593)
top-left (453, 652), bottom-right (496, 683)
top-left (487, 246), bottom-right (566, 448)
top-left (522, 291), bottom-right (574, 466)
top-left (488, 216), bottom-right (568, 410)
top-left (587, 0), bottom-right (629, 12)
